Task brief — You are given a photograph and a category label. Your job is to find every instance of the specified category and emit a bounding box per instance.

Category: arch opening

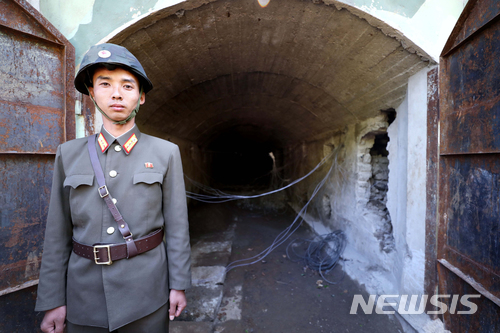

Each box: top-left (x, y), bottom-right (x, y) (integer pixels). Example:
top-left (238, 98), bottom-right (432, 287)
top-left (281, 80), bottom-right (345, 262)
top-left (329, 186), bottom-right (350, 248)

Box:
top-left (105, 0), bottom-right (431, 194)
top-left (99, 1), bottom-right (436, 326)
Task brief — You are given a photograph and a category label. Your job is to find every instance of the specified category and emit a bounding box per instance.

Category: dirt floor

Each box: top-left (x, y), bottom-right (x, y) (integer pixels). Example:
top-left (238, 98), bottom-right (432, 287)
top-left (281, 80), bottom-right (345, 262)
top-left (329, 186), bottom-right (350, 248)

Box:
top-left (179, 202), bottom-right (405, 333)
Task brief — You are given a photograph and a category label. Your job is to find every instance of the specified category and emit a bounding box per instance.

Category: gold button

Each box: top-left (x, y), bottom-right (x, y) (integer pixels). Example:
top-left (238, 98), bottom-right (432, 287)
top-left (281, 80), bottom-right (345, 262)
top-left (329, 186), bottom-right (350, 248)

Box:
top-left (107, 227), bottom-right (115, 235)
top-left (114, 145), bottom-right (122, 152)
top-left (109, 170), bottom-right (117, 178)
top-left (120, 224), bottom-right (125, 228)
top-left (112, 198), bottom-right (117, 204)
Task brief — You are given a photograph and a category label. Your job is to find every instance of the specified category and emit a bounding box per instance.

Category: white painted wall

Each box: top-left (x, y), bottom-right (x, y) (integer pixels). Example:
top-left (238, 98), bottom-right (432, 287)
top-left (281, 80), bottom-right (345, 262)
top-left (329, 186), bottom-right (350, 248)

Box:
top-left (403, 66), bottom-right (432, 296)
top-left (386, 66), bottom-right (448, 332)
top-left (26, 0), bottom-right (40, 11)
top-left (387, 90), bottom-right (408, 294)
top-left (387, 66), bottom-right (432, 299)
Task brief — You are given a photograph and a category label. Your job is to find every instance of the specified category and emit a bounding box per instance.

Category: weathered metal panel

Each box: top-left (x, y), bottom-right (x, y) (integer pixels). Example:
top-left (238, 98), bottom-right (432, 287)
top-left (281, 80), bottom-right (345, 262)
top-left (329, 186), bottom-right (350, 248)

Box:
top-left (0, 0), bottom-right (74, 301)
top-left (440, 17), bottom-right (500, 155)
top-left (439, 155), bottom-right (500, 293)
top-left (438, 0), bottom-right (500, 331)
top-left (0, 28), bottom-right (66, 153)
top-left (0, 285), bottom-right (44, 332)
top-left (443, 0), bottom-right (500, 55)
top-left (437, 262), bottom-right (500, 333)
top-left (0, 0), bottom-right (57, 42)
top-left (0, 155), bottom-right (53, 292)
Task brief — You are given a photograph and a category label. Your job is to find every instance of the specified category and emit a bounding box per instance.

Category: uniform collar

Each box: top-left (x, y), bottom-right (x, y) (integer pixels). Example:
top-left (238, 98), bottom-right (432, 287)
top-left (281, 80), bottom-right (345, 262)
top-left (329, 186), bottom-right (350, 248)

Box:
top-left (97, 125), bottom-right (141, 155)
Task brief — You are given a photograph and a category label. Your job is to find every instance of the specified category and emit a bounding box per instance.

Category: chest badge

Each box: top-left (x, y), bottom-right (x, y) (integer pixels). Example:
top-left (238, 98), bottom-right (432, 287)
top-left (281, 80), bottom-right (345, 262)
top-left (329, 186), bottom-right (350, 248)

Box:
top-left (123, 133), bottom-right (138, 153)
top-left (145, 162), bottom-right (154, 169)
top-left (98, 133), bottom-right (109, 152)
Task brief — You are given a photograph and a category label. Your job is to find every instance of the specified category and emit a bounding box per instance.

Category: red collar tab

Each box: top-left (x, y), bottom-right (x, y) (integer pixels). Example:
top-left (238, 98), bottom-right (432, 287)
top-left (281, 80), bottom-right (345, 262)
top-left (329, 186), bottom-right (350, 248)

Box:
top-left (123, 133), bottom-right (138, 154)
top-left (97, 133), bottom-right (109, 153)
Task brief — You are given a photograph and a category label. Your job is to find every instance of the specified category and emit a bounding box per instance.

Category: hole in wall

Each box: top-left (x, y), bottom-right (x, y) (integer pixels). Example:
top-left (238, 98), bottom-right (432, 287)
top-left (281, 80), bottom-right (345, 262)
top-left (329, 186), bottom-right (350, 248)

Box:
top-left (369, 133), bottom-right (395, 253)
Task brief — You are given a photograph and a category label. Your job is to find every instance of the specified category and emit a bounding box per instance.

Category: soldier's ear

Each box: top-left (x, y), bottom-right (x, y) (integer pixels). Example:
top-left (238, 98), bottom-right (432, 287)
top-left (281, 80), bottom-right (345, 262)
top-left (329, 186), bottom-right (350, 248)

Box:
top-left (140, 91), bottom-right (146, 105)
top-left (88, 86), bottom-right (95, 99)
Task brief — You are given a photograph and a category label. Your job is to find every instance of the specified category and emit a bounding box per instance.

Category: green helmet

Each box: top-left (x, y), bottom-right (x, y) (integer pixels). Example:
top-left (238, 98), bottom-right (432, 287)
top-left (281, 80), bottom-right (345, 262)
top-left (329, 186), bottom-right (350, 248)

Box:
top-left (74, 43), bottom-right (153, 124)
top-left (74, 43), bottom-right (153, 95)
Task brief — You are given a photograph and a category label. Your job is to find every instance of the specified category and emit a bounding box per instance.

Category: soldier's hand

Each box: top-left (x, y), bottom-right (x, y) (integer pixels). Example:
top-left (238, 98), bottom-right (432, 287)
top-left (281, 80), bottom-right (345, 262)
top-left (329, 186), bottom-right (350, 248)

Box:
top-left (169, 289), bottom-right (187, 320)
top-left (40, 305), bottom-right (66, 333)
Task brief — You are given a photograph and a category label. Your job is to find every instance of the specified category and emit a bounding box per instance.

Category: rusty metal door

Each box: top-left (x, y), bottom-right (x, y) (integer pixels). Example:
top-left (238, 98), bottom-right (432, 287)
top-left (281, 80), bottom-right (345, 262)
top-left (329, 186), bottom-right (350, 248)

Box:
top-left (0, 0), bottom-right (74, 329)
top-left (438, 0), bottom-right (500, 331)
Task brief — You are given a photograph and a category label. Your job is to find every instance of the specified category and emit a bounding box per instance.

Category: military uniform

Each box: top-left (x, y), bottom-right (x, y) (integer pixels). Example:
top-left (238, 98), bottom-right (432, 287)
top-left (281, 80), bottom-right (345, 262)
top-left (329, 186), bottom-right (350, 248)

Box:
top-left (35, 125), bottom-right (191, 331)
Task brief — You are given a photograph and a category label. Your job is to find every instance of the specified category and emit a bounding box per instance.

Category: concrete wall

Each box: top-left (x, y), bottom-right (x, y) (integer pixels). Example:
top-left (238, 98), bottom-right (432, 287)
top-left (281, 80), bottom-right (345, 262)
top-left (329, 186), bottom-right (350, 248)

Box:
top-left (284, 66), bottom-right (446, 332)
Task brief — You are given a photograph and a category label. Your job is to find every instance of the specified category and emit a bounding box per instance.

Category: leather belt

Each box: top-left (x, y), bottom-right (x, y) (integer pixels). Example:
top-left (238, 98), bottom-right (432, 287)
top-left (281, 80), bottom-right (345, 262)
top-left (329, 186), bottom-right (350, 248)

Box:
top-left (72, 228), bottom-right (164, 265)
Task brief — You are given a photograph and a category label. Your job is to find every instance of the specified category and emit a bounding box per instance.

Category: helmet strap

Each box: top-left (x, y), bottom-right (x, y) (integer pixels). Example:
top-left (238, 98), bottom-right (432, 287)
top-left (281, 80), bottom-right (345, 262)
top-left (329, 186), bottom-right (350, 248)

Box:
top-left (85, 83), bottom-right (143, 125)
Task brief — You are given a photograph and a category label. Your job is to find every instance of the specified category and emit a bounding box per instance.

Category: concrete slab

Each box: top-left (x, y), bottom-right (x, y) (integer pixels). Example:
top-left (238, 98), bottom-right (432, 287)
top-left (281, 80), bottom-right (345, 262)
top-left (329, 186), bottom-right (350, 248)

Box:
top-left (192, 266), bottom-right (226, 286)
top-left (180, 285), bottom-right (224, 322)
top-left (182, 221), bottom-right (236, 324)
top-left (191, 241), bottom-right (233, 267)
top-left (217, 285), bottom-right (242, 322)
top-left (196, 224), bottom-right (236, 243)
top-left (214, 320), bottom-right (246, 333)
top-left (169, 321), bottom-right (213, 333)
top-left (191, 251), bottom-right (232, 267)
top-left (192, 241), bottom-right (232, 255)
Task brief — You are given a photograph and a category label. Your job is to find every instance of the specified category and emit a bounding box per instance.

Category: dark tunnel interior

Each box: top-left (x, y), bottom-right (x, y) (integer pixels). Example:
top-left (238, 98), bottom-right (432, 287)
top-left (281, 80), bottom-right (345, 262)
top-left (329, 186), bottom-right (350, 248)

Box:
top-left (205, 125), bottom-right (280, 190)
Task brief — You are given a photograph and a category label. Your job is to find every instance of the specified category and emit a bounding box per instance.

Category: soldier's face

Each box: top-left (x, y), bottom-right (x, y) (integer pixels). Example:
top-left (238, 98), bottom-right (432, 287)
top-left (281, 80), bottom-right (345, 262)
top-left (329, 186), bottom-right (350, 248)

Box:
top-left (88, 67), bottom-right (145, 123)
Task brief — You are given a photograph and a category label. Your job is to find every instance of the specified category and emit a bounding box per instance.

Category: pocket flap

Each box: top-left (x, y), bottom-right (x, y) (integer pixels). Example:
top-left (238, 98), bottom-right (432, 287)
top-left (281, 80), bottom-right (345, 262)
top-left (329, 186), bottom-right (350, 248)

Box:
top-left (64, 174), bottom-right (94, 189)
top-left (133, 172), bottom-right (163, 185)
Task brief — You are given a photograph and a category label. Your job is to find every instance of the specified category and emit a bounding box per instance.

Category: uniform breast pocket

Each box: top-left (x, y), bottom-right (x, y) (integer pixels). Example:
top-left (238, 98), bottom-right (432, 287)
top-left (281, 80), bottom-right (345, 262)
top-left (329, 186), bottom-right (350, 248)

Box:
top-left (64, 174), bottom-right (94, 226)
top-left (133, 172), bottom-right (163, 210)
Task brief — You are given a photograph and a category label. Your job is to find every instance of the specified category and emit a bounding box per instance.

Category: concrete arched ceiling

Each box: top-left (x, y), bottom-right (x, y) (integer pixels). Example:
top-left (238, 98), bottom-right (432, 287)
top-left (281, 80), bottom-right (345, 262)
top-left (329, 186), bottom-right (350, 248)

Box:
top-left (108, 0), bottom-right (432, 147)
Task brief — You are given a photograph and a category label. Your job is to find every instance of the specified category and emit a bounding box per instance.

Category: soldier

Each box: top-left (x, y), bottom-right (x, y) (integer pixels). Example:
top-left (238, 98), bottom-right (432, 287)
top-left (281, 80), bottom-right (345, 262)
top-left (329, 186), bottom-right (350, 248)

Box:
top-left (35, 43), bottom-right (191, 333)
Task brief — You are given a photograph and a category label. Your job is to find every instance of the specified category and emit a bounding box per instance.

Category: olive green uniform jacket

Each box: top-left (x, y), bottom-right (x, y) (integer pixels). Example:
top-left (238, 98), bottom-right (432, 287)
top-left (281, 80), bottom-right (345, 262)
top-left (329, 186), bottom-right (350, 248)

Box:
top-left (35, 125), bottom-right (191, 330)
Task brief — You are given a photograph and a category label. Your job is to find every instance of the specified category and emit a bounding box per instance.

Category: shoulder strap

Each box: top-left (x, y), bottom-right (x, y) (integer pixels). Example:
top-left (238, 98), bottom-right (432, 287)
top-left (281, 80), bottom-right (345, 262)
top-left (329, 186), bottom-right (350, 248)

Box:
top-left (87, 135), bottom-right (138, 258)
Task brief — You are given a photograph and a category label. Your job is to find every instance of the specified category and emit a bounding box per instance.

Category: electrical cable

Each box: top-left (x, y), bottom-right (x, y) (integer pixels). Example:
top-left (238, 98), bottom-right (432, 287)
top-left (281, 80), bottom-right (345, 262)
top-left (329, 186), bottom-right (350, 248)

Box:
top-left (286, 230), bottom-right (346, 284)
top-left (184, 149), bottom-right (336, 203)
top-left (224, 148), bottom-right (339, 273)
top-left (186, 147), bottom-right (347, 285)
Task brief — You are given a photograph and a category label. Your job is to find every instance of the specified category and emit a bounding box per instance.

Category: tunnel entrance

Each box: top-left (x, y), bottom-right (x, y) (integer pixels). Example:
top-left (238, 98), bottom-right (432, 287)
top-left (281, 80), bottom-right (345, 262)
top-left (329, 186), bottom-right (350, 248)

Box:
top-left (102, 0), bottom-right (436, 330)
top-left (103, 0), bottom-right (432, 285)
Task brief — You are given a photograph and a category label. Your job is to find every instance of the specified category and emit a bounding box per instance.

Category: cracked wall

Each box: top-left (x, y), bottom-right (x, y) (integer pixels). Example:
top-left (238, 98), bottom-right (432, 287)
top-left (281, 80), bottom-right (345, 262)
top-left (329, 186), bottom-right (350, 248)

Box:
top-left (284, 67), bottom-right (433, 325)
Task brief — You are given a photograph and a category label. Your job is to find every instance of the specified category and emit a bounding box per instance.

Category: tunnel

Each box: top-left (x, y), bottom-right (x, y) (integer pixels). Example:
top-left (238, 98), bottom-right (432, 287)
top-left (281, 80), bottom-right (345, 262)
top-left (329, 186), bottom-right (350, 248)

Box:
top-left (104, 0), bottom-right (430, 200)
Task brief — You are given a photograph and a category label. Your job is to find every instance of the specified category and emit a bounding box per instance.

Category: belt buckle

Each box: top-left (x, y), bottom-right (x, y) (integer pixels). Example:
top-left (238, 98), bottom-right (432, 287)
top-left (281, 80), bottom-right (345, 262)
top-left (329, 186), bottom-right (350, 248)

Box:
top-left (98, 185), bottom-right (109, 198)
top-left (93, 245), bottom-right (113, 265)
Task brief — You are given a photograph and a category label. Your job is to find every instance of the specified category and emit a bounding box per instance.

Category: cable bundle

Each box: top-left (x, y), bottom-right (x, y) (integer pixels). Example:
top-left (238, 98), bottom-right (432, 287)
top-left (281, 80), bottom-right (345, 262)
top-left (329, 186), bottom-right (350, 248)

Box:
top-left (185, 150), bottom-right (335, 203)
top-left (286, 230), bottom-right (346, 284)
top-left (185, 146), bottom-right (348, 279)
top-left (224, 150), bottom-right (339, 273)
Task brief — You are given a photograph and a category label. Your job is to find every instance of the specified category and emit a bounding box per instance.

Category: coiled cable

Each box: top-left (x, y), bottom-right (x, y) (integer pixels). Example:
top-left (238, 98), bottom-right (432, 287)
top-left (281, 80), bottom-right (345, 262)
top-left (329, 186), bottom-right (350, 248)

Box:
top-left (286, 230), bottom-right (346, 284)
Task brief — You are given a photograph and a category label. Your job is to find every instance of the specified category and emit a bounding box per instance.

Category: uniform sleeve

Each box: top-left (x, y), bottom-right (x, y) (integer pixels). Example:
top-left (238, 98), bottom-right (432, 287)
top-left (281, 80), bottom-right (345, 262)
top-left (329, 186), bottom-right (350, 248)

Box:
top-left (163, 145), bottom-right (192, 290)
top-left (35, 145), bottom-right (73, 311)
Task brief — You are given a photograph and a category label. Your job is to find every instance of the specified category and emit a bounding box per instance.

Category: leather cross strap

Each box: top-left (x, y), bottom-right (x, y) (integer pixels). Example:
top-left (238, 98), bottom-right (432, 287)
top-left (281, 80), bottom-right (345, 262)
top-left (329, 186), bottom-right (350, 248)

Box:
top-left (87, 134), bottom-right (139, 258)
top-left (73, 228), bottom-right (164, 265)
